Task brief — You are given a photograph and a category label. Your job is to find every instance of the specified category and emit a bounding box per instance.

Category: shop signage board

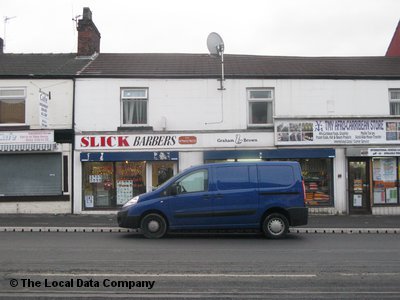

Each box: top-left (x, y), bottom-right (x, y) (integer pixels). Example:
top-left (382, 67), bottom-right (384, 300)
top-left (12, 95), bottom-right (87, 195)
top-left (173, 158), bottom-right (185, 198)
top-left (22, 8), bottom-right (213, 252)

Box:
top-left (39, 91), bottom-right (49, 128)
top-left (0, 130), bottom-right (54, 144)
top-left (368, 148), bottom-right (400, 156)
top-left (75, 132), bottom-right (273, 150)
top-left (0, 131), bottom-right (55, 152)
top-left (275, 119), bottom-right (400, 146)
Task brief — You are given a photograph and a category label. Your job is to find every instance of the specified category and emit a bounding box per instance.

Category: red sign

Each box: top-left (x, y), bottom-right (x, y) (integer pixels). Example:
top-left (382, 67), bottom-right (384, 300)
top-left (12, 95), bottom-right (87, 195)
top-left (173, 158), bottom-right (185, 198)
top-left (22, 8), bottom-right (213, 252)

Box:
top-left (178, 136), bottom-right (197, 145)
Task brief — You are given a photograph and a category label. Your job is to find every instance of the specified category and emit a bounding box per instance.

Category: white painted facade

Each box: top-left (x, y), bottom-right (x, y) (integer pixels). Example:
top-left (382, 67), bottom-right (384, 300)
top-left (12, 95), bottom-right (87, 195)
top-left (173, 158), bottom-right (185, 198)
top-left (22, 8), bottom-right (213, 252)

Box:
top-left (73, 77), bottom-right (400, 215)
top-left (0, 79), bottom-right (74, 214)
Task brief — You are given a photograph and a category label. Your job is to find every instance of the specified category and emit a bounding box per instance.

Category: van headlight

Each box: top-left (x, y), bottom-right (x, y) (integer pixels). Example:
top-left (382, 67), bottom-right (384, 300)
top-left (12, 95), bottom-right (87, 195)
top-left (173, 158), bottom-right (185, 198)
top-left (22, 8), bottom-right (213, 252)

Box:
top-left (122, 196), bottom-right (140, 208)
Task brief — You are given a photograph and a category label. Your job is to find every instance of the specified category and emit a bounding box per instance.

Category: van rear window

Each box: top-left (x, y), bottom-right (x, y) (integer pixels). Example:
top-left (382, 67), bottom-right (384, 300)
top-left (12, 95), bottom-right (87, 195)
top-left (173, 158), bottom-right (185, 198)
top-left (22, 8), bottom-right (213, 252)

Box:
top-left (215, 166), bottom-right (252, 190)
top-left (258, 165), bottom-right (295, 188)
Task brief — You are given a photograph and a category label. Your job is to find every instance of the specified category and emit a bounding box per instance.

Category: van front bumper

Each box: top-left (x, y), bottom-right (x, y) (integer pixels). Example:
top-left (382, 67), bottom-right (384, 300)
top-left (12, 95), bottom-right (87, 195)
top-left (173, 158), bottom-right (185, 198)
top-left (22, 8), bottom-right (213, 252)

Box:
top-left (117, 210), bottom-right (140, 229)
top-left (287, 207), bottom-right (308, 226)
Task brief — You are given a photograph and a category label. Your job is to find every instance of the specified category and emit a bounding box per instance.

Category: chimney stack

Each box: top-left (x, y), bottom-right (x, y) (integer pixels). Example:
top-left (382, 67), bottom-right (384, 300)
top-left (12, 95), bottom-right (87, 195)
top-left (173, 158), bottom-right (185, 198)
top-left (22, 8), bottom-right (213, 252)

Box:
top-left (77, 7), bottom-right (101, 57)
top-left (386, 20), bottom-right (400, 57)
top-left (0, 38), bottom-right (3, 54)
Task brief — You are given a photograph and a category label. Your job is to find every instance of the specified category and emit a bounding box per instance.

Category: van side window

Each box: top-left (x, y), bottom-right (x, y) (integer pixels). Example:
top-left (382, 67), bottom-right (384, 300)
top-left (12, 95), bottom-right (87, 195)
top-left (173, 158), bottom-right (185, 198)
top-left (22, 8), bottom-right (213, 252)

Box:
top-left (258, 165), bottom-right (295, 188)
top-left (215, 166), bottom-right (252, 190)
top-left (176, 170), bottom-right (208, 194)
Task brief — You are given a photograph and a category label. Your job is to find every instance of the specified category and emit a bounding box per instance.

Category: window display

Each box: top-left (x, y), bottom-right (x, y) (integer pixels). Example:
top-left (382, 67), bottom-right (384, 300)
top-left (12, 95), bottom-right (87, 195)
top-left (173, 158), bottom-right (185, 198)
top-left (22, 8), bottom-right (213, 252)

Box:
top-left (83, 162), bottom-right (114, 208)
top-left (116, 162), bottom-right (146, 205)
top-left (299, 159), bottom-right (333, 206)
top-left (205, 157), bottom-right (334, 207)
top-left (372, 158), bottom-right (399, 205)
top-left (152, 162), bottom-right (174, 188)
top-left (83, 160), bottom-right (175, 209)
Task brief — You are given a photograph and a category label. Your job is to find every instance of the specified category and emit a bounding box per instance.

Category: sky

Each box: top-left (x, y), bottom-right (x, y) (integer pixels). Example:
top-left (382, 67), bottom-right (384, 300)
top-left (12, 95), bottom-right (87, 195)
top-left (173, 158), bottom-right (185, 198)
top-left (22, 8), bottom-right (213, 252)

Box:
top-left (0, 0), bottom-right (400, 56)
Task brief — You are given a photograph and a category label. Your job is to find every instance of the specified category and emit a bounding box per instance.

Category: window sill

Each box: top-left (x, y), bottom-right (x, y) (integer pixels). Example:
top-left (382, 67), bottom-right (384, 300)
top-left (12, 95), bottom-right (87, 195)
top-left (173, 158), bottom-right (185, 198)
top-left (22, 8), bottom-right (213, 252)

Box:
top-left (0, 125), bottom-right (30, 131)
top-left (118, 126), bottom-right (153, 131)
top-left (247, 125), bottom-right (274, 131)
top-left (0, 195), bottom-right (69, 202)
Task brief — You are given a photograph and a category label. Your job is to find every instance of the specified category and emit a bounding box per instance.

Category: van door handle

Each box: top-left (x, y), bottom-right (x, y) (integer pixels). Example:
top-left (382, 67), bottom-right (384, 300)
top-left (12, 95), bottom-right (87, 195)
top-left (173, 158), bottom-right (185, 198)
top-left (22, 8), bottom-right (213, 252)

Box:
top-left (203, 195), bottom-right (211, 200)
top-left (215, 194), bottom-right (223, 199)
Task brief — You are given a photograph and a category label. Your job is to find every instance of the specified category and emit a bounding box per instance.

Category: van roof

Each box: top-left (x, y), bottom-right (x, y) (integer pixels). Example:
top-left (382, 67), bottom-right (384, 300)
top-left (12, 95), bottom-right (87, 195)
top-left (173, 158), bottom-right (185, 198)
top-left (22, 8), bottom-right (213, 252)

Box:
top-left (199, 161), bottom-right (300, 169)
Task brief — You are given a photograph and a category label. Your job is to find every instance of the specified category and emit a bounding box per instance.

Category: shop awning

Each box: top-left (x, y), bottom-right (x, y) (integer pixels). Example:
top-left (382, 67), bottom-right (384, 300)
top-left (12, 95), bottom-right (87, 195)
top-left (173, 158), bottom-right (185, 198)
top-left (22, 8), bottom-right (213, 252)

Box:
top-left (0, 143), bottom-right (56, 152)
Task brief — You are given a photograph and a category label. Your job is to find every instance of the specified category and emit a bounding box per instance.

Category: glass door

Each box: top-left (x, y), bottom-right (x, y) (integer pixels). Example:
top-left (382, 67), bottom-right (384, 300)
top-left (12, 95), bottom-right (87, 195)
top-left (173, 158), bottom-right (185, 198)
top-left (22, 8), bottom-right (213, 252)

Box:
top-left (348, 158), bottom-right (371, 214)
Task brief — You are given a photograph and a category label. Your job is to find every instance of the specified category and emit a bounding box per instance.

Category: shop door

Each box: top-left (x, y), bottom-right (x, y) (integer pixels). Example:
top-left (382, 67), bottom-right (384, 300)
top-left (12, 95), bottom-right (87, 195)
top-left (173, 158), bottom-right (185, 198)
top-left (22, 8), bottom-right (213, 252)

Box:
top-left (348, 158), bottom-right (371, 214)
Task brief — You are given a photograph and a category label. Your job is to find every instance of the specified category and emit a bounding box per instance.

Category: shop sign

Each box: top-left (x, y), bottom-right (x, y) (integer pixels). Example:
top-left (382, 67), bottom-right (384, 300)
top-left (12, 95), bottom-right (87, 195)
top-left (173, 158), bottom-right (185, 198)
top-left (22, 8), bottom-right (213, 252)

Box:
top-left (0, 130), bottom-right (54, 144)
top-left (39, 91), bottom-right (49, 128)
top-left (367, 148), bottom-right (400, 156)
top-left (275, 119), bottom-right (400, 146)
top-left (76, 132), bottom-right (271, 150)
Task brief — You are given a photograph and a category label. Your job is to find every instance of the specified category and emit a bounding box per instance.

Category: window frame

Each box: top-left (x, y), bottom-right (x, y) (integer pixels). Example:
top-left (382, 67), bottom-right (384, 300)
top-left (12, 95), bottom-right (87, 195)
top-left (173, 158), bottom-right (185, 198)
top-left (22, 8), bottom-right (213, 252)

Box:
top-left (389, 89), bottom-right (400, 116)
top-left (0, 87), bottom-right (27, 125)
top-left (120, 87), bottom-right (149, 126)
top-left (247, 88), bottom-right (274, 128)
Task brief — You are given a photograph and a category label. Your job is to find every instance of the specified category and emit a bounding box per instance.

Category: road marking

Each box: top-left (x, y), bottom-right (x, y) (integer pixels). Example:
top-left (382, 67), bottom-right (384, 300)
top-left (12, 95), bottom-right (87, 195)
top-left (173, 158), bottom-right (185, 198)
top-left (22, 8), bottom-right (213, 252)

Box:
top-left (12, 272), bottom-right (317, 278)
top-left (0, 227), bottom-right (399, 234)
top-left (340, 272), bottom-right (400, 276)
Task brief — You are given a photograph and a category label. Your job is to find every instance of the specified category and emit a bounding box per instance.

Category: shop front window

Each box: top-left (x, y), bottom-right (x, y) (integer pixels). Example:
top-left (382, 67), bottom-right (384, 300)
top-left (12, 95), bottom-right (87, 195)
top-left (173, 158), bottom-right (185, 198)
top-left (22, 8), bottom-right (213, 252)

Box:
top-left (83, 162), bottom-right (114, 208)
top-left (204, 157), bottom-right (334, 207)
top-left (372, 157), bottom-right (399, 205)
top-left (298, 159), bottom-right (333, 207)
top-left (115, 161), bottom-right (146, 206)
top-left (152, 162), bottom-right (174, 188)
top-left (83, 160), bottom-right (176, 209)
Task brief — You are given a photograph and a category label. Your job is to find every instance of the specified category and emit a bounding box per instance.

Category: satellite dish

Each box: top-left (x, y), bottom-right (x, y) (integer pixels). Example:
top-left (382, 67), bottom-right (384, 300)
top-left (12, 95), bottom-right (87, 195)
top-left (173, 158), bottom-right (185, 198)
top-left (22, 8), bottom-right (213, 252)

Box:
top-left (207, 32), bottom-right (224, 57)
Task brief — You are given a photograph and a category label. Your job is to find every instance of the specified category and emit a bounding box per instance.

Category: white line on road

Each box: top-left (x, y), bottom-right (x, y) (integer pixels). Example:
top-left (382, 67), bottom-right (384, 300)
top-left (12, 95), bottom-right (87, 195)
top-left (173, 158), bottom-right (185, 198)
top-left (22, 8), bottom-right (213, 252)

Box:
top-left (12, 272), bottom-right (317, 278)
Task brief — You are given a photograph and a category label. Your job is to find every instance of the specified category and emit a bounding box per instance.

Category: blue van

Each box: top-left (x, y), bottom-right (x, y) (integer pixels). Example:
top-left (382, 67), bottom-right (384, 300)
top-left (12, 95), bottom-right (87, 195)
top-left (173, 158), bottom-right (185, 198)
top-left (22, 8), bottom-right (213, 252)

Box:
top-left (117, 161), bottom-right (308, 239)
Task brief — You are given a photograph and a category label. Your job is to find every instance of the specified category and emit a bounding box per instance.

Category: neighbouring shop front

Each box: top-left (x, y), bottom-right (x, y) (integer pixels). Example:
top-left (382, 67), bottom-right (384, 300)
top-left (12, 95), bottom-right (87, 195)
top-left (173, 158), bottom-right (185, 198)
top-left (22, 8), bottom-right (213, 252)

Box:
top-left (204, 148), bottom-right (335, 208)
top-left (275, 117), bottom-right (400, 215)
top-left (0, 130), bottom-right (70, 213)
top-left (347, 148), bottom-right (400, 215)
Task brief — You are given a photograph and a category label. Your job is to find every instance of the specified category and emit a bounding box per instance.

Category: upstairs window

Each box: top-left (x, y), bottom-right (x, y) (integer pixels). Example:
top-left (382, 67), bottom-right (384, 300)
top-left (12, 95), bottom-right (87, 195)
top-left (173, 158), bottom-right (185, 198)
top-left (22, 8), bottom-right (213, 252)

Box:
top-left (121, 88), bottom-right (148, 125)
top-left (390, 89), bottom-right (400, 115)
top-left (0, 88), bottom-right (26, 124)
top-left (247, 88), bottom-right (273, 126)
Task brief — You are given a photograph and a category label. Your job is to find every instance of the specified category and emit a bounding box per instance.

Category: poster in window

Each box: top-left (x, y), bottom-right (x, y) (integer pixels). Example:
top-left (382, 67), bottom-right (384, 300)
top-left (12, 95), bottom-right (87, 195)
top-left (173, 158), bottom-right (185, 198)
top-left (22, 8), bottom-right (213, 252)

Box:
top-left (353, 179), bottom-right (363, 192)
top-left (85, 195), bottom-right (94, 208)
top-left (116, 180), bottom-right (134, 205)
top-left (353, 194), bottom-right (362, 207)
top-left (382, 159), bottom-right (397, 181)
top-left (373, 190), bottom-right (385, 204)
top-left (386, 188), bottom-right (398, 204)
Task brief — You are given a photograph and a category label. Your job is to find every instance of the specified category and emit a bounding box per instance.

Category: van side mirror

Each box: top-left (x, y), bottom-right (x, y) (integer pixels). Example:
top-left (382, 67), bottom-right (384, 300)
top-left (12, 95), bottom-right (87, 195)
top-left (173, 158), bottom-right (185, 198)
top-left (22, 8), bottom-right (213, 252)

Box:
top-left (169, 184), bottom-right (178, 196)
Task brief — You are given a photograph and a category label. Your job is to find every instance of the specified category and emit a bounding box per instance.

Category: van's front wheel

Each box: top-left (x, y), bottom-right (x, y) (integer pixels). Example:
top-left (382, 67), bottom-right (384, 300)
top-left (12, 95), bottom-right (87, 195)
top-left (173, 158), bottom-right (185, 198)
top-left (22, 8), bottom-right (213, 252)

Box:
top-left (141, 213), bottom-right (167, 239)
top-left (262, 213), bottom-right (289, 239)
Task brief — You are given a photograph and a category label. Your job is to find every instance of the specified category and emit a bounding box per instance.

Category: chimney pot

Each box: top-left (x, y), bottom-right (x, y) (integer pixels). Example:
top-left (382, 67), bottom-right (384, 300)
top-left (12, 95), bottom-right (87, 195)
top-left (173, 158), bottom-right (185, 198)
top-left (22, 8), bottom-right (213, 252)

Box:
top-left (82, 7), bottom-right (92, 21)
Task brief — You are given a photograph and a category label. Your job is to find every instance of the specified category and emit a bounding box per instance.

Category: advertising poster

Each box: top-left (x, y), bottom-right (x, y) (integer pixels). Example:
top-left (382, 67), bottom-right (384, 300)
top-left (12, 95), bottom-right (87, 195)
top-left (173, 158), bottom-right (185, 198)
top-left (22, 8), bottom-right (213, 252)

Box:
top-left (353, 195), bottom-right (362, 207)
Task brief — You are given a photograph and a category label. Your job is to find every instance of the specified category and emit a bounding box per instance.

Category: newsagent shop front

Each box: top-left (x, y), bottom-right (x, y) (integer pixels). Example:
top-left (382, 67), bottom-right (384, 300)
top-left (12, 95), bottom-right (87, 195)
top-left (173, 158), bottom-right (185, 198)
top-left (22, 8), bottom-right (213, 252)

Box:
top-left (275, 117), bottom-right (400, 215)
top-left (74, 131), bottom-right (273, 213)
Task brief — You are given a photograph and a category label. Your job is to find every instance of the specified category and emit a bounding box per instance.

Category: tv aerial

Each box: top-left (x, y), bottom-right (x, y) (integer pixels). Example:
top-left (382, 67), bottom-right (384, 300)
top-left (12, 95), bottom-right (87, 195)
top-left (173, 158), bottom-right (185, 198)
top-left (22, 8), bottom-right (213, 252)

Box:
top-left (207, 32), bottom-right (225, 90)
top-left (3, 16), bottom-right (16, 50)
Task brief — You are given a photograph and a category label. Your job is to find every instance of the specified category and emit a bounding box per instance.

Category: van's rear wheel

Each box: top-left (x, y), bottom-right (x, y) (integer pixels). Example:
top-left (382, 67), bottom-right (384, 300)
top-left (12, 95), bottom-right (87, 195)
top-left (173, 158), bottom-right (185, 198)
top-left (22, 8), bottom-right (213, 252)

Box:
top-left (141, 213), bottom-right (167, 239)
top-left (262, 213), bottom-right (289, 239)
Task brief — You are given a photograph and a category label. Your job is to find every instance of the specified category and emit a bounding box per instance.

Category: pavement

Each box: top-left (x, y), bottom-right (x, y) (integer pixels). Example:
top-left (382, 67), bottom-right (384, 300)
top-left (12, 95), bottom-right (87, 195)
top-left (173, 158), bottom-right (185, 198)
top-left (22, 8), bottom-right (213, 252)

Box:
top-left (0, 213), bottom-right (399, 234)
